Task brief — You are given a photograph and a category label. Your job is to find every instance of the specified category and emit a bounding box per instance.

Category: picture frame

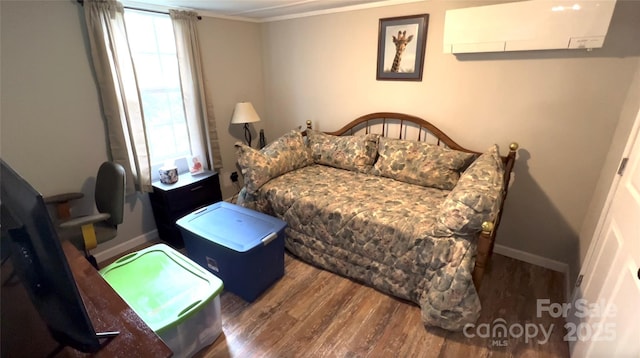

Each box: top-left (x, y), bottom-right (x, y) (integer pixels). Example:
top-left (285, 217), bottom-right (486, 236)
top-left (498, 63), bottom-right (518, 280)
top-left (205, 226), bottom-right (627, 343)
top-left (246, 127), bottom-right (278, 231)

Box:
top-left (189, 155), bottom-right (204, 175)
top-left (376, 14), bottom-right (429, 81)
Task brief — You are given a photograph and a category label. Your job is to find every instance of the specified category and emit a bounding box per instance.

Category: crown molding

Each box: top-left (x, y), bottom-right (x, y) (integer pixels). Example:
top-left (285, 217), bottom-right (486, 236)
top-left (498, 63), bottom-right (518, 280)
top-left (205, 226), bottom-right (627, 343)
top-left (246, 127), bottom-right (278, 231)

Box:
top-left (260, 0), bottom-right (427, 23)
top-left (121, 0), bottom-right (426, 23)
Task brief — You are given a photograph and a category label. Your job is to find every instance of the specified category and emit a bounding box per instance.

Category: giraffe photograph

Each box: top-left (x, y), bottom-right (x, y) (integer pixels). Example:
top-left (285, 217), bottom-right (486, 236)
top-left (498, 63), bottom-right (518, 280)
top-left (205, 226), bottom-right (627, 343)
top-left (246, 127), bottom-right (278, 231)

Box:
top-left (376, 14), bottom-right (429, 81)
top-left (383, 25), bottom-right (419, 73)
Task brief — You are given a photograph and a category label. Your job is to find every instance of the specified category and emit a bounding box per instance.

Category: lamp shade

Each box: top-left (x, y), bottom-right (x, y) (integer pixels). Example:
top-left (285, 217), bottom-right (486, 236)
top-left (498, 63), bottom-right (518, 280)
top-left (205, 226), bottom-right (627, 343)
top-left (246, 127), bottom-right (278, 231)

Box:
top-left (231, 102), bottom-right (261, 124)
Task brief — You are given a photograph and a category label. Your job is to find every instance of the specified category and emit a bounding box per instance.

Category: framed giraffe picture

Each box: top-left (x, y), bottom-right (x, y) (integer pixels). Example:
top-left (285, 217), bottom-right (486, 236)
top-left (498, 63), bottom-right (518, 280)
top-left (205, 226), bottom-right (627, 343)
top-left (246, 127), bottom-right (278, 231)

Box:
top-left (376, 14), bottom-right (429, 81)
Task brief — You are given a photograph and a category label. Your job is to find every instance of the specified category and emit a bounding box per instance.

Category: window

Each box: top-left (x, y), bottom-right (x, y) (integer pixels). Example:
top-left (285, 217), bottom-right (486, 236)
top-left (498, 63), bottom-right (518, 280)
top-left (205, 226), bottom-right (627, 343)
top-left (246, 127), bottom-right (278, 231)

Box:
top-left (124, 10), bottom-right (190, 167)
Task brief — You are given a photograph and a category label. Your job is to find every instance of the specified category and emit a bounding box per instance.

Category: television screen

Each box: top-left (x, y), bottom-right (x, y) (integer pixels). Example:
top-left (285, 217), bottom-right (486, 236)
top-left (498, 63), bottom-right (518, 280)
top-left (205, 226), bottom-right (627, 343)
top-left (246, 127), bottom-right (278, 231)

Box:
top-left (0, 159), bottom-right (117, 353)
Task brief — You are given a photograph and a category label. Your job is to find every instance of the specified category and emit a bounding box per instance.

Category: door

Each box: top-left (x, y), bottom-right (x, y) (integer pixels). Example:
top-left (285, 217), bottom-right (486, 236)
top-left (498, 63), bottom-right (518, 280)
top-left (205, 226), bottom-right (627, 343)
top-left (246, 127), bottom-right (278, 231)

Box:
top-left (570, 109), bottom-right (640, 357)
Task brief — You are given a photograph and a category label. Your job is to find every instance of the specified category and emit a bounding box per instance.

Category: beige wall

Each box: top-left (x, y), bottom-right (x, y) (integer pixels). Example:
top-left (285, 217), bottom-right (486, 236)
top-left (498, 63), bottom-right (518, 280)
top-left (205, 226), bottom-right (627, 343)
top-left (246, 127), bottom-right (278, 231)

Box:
top-left (1, 1), bottom-right (155, 253)
top-left (261, 0), bottom-right (640, 277)
top-left (0, 1), bottom-right (265, 255)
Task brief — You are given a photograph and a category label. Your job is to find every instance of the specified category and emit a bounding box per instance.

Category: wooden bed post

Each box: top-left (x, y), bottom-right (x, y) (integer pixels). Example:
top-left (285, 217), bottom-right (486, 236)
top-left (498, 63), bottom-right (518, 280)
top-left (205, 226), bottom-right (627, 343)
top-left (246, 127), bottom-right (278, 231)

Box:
top-left (473, 222), bottom-right (494, 290)
top-left (472, 142), bottom-right (518, 291)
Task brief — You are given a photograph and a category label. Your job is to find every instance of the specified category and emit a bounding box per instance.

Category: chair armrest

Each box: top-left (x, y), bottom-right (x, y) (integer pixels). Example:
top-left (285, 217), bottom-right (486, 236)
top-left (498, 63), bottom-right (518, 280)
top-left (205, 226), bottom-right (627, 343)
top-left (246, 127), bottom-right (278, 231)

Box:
top-left (60, 213), bottom-right (111, 229)
top-left (43, 192), bottom-right (84, 204)
top-left (44, 192), bottom-right (84, 220)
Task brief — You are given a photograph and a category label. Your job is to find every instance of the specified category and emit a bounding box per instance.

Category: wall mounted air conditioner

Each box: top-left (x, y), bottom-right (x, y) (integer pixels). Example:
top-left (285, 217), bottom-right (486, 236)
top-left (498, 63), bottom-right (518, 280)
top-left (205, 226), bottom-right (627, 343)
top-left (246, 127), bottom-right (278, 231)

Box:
top-left (443, 0), bottom-right (617, 54)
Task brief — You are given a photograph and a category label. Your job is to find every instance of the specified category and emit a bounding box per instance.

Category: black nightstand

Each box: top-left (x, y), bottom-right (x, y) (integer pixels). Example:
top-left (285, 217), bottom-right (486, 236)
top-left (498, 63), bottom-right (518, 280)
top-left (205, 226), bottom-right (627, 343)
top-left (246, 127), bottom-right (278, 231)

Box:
top-left (149, 171), bottom-right (222, 248)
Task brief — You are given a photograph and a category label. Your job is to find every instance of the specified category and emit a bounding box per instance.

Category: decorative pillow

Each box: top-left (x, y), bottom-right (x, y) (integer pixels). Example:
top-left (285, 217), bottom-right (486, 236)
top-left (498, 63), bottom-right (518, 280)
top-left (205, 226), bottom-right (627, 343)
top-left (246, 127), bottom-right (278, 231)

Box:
top-left (437, 145), bottom-right (505, 235)
top-left (370, 137), bottom-right (477, 190)
top-left (306, 129), bottom-right (379, 173)
top-left (235, 130), bottom-right (313, 194)
top-left (235, 187), bottom-right (258, 210)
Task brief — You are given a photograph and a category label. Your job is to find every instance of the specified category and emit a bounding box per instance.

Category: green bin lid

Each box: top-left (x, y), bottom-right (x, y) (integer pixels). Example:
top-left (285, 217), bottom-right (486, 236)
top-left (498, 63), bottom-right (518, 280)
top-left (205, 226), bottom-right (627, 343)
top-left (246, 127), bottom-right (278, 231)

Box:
top-left (99, 244), bottom-right (223, 334)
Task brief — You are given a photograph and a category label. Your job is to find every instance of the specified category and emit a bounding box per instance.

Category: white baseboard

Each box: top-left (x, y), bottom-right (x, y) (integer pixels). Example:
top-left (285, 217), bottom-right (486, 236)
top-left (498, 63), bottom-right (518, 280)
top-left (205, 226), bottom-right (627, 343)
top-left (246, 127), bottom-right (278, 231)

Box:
top-left (494, 244), bottom-right (571, 300)
top-left (93, 230), bottom-right (159, 264)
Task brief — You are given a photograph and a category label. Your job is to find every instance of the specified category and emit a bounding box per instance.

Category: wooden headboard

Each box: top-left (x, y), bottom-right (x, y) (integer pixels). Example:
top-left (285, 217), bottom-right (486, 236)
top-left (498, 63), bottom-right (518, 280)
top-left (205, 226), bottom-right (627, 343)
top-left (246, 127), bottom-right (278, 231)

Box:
top-left (306, 112), bottom-right (518, 289)
top-left (325, 112), bottom-right (472, 152)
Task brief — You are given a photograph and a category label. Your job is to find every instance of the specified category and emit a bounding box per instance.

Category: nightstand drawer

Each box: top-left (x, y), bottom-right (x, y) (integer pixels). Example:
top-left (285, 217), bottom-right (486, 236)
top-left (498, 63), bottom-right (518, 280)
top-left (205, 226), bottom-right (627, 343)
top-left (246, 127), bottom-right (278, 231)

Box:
top-left (163, 176), bottom-right (220, 214)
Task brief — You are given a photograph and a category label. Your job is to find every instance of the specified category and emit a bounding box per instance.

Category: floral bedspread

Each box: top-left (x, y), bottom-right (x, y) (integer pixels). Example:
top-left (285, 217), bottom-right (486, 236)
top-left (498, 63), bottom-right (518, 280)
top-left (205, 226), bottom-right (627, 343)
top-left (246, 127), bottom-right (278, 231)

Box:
top-left (238, 164), bottom-right (481, 331)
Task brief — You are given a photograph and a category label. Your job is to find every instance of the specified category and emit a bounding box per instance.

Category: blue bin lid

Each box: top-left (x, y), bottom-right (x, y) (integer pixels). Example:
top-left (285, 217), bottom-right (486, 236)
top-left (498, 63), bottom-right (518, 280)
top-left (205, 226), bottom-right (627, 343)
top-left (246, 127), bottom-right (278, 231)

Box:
top-left (176, 202), bottom-right (287, 253)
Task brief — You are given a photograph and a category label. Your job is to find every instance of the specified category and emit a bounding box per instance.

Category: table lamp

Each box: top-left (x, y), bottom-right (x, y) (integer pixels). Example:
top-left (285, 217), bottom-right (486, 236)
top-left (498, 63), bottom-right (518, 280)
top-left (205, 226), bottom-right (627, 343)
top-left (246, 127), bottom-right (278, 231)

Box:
top-left (231, 102), bottom-right (261, 147)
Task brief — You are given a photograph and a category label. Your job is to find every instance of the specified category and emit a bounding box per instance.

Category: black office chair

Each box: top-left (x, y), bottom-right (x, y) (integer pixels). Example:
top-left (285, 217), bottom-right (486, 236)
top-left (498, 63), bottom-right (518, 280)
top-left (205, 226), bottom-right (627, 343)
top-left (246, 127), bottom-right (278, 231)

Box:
top-left (44, 161), bottom-right (126, 268)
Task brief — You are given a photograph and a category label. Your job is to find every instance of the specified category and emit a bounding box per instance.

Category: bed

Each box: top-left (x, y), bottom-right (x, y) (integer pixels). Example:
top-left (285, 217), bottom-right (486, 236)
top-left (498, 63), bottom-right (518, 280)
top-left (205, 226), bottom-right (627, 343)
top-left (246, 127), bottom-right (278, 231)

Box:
top-left (235, 112), bottom-right (517, 330)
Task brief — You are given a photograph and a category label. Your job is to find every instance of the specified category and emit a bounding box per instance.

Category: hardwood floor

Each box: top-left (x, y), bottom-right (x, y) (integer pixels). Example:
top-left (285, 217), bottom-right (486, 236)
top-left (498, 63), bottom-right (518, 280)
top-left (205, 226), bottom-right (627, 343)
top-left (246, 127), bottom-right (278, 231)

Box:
top-left (1, 241), bottom-right (569, 357)
top-left (196, 252), bottom-right (569, 358)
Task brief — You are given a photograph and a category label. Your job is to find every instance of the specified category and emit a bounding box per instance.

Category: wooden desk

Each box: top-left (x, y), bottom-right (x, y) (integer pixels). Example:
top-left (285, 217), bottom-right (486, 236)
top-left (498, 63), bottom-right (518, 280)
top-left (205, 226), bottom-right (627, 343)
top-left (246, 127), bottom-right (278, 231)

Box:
top-left (0, 242), bottom-right (172, 357)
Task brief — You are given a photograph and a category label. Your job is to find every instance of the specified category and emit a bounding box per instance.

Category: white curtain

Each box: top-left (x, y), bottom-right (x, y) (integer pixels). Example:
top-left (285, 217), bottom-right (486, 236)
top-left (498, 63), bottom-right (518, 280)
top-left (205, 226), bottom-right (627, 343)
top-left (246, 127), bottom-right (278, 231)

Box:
top-left (83, 0), bottom-right (152, 193)
top-left (169, 10), bottom-right (223, 170)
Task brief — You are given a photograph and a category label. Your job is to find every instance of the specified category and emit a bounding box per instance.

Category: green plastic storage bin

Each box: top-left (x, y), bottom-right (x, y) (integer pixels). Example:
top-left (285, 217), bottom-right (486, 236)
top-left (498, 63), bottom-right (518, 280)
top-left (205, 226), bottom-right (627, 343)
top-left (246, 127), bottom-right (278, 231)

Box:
top-left (100, 243), bottom-right (223, 357)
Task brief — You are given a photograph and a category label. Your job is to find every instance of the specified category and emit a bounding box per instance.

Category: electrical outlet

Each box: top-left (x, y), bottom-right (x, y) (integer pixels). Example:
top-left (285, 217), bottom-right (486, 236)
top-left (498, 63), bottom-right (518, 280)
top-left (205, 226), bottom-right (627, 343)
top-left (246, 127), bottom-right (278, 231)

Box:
top-left (230, 171), bottom-right (239, 182)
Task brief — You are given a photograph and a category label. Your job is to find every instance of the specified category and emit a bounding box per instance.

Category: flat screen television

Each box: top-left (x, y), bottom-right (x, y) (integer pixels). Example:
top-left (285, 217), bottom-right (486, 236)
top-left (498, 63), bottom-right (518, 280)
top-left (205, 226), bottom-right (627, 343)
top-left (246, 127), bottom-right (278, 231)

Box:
top-left (0, 159), bottom-right (118, 353)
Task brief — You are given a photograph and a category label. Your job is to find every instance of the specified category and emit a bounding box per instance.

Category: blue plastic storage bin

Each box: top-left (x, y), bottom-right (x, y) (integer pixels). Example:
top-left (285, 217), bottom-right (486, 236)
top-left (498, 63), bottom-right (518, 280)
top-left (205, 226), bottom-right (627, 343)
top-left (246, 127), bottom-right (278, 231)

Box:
top-left (176, 202), bottom-right (287, 302)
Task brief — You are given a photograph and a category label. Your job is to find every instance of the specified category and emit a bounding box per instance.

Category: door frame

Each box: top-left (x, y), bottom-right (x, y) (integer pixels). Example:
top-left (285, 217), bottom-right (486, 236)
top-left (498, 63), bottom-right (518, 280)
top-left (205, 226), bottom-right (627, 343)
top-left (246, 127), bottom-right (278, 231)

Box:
top-left (577, 108), bottom-right (640, 289)
top-left (570, 107), bottom-right (640, 355)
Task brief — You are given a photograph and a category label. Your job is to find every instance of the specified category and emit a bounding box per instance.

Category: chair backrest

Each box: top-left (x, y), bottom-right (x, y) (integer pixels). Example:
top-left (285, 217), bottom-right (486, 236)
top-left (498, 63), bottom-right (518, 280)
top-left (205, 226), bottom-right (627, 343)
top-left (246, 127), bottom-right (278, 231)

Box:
top-left (94, 162), bottom-right (126, 227)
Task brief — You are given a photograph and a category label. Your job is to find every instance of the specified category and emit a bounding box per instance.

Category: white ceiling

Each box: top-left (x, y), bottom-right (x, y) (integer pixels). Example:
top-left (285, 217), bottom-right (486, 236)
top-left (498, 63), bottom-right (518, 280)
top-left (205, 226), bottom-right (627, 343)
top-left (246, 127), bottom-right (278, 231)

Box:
top-left (124, 0), bottom-right (416, 22)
